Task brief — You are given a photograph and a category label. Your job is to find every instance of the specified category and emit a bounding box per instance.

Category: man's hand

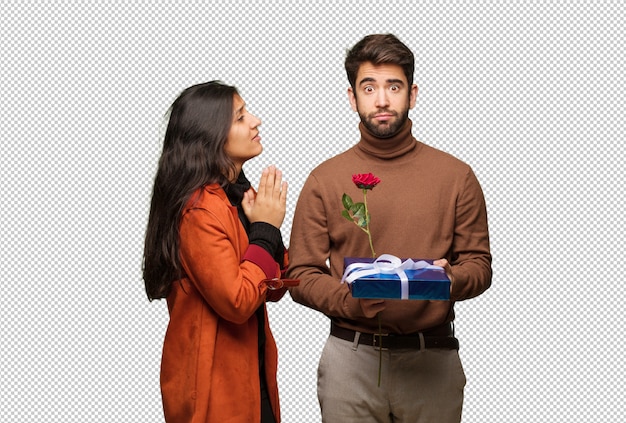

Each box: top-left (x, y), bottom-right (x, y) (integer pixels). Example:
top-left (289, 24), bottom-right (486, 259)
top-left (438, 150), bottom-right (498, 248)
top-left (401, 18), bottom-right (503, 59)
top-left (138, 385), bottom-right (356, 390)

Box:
top-left (433, 258), bottom-right (454, 292)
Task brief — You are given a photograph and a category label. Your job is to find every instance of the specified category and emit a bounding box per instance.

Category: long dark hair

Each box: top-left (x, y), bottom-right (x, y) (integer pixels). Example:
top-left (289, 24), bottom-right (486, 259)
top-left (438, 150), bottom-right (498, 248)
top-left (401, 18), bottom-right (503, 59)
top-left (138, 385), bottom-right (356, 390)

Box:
top-left (143, 81), bottom-right (239, 300)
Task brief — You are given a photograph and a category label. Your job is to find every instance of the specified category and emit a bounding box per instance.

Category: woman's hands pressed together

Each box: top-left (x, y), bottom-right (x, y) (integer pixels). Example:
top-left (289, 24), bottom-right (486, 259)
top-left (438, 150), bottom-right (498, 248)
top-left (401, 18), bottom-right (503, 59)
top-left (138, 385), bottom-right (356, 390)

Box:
top-left (242, 165), bottom-right (288, 228)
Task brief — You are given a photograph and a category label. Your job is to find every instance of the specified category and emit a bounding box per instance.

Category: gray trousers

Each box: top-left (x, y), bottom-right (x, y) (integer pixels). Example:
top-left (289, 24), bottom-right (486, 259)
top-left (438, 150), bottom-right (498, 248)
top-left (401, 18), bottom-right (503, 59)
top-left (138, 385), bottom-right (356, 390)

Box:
top-left (317, 334), bottom-right (466, 423)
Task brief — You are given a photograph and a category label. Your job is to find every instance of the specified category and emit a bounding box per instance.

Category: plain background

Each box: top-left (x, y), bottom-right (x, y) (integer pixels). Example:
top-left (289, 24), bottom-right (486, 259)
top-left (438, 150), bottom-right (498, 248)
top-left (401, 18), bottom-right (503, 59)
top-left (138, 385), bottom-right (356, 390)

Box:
top-left (1, 1), bottom-right (624, 422)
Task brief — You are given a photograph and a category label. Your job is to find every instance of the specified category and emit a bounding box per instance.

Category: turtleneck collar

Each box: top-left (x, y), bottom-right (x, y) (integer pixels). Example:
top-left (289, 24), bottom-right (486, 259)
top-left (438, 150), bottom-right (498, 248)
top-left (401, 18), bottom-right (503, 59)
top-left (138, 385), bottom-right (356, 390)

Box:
top-left (357, 118), bottom-right (417, 159)
top-left (224, 170), bottom-right (251, 207)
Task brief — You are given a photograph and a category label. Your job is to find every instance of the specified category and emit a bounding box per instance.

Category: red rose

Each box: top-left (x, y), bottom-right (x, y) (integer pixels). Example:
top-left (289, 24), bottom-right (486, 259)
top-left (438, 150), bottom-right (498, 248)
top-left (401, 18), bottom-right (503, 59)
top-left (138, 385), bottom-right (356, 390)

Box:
top-left (352, 173), bottom-right (381, 190)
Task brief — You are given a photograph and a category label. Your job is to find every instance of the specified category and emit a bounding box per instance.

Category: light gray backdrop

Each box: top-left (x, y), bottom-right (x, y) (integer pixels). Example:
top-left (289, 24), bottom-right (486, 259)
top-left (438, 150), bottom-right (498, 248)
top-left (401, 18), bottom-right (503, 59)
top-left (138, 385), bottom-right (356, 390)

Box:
top-left (1, 1), bottom-right (624, 422)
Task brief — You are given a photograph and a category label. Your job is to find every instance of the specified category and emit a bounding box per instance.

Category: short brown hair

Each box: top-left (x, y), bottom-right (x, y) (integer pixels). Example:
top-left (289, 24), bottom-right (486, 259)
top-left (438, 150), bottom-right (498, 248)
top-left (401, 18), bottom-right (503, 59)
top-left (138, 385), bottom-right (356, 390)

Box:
top-left (345, 34), bottom-right (415, 91)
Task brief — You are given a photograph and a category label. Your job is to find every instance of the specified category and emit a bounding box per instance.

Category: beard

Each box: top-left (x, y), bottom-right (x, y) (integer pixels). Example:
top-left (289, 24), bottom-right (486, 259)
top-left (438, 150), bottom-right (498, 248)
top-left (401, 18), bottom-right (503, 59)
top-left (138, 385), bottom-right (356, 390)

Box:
top-left (359, 107), bottom-right (409, 138)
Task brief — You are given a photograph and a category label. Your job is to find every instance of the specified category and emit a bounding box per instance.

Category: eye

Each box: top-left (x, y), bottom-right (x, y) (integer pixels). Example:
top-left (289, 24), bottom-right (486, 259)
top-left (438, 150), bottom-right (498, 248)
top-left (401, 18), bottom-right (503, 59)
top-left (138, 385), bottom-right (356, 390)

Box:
top-left (235, 108), bottom-right (248, 122)
top-left (364, 86), bottom-right (374, 93)
top-left (390, 85), bottom-right (400, 92)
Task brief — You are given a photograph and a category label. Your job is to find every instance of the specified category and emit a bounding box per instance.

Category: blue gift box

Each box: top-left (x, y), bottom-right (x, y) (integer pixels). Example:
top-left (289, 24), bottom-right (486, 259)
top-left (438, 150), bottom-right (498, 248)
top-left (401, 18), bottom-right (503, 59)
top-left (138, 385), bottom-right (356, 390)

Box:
top-left (343, 256), bottom-right (450, 300)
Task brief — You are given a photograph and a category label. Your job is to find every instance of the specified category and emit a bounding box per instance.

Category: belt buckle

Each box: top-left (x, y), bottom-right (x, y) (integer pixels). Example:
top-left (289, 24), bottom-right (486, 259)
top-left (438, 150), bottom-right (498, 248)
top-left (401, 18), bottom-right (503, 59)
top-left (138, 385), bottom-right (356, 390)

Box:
top-left (372, 333), bottom-right (389, 351)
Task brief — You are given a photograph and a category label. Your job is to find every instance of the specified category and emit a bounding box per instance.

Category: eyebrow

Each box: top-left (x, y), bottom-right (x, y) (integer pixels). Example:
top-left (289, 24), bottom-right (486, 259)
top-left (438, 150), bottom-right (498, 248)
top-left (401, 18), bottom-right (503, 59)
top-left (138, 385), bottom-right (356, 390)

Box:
top-left (234, 103), bottom-right (246, 116)
top-left (358, 77), bottom-right (405, 87)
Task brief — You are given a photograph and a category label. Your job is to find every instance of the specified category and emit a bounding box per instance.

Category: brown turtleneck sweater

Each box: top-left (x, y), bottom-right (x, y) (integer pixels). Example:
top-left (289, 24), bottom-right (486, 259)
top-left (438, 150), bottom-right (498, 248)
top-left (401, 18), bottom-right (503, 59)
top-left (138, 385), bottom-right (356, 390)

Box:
top-left (287, 119), bottom-right (492, 334)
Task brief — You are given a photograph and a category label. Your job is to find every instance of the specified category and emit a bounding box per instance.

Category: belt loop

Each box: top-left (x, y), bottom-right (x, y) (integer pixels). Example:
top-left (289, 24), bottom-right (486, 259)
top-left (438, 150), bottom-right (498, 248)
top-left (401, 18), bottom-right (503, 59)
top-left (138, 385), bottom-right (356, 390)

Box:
top-left (351, 331), bottom-right (361, 351)
top-left (451, 321), bottom-right (455, 337)
top-left (418, 333), bottom-right (425, 352)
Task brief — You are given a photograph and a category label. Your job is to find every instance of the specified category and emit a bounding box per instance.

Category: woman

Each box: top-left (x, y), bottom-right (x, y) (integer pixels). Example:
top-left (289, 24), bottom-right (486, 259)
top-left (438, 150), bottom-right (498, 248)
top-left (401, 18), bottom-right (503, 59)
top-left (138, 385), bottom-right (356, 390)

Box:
top-left (143, 81), bottom-right (293, 422)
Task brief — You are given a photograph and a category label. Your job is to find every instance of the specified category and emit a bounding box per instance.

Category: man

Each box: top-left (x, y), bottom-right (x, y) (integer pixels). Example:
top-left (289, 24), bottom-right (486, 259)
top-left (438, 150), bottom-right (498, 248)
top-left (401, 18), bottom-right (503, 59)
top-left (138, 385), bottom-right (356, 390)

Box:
top-left (287, 34), bottom-right (492, 423)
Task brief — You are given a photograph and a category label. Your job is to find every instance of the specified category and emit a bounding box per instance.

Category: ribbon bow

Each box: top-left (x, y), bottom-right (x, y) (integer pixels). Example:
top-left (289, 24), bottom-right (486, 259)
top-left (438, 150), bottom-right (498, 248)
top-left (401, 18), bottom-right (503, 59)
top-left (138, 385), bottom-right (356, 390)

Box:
top-left (341, 254), bottom-right (443, 300)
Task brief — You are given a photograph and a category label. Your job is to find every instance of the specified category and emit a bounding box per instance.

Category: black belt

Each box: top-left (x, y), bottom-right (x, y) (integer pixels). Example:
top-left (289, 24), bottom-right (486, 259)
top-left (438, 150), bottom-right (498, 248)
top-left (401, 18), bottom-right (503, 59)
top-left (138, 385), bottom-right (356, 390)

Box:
top-left (330, 322), bottom-right (459, 350)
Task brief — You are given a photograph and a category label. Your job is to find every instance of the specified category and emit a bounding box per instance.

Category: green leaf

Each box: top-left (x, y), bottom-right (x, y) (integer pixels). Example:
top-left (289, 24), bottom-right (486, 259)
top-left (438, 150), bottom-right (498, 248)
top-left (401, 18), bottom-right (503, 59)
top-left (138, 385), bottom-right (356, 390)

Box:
top-left (342, 193), bottom-right (353, 209)
top-left (341, 209), bottom-right (353, 222)
top-left (352, 203), bottom-right (365, 217)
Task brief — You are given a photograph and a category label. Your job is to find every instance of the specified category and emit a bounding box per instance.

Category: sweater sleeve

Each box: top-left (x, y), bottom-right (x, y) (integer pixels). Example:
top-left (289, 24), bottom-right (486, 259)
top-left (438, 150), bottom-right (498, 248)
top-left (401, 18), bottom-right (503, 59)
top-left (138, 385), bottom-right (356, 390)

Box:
top-left (286, 174), bottom-right (365, 319)
top-left (246, 223), bottom-right (288, 302)
top-left (448, 168), bottom-right (493, 300)
top-left (248, 222), bottom-right (285, 268)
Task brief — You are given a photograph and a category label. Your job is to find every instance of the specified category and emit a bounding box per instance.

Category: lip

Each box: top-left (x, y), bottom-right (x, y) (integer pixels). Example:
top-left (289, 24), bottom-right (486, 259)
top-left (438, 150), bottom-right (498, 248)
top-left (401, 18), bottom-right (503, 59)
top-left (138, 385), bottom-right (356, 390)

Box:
top-left (252, 133), bottom-right (261, 142)
top-left (375, 113), bottom-right (394, 120)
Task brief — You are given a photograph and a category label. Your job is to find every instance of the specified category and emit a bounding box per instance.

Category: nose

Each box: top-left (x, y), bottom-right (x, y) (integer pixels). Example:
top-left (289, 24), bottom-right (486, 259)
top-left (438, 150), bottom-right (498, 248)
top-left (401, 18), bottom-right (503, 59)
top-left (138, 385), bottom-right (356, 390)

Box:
top-left (375, 90), bottom-right (389, 108)
top-left (251, 114), bottom-right (261, 127)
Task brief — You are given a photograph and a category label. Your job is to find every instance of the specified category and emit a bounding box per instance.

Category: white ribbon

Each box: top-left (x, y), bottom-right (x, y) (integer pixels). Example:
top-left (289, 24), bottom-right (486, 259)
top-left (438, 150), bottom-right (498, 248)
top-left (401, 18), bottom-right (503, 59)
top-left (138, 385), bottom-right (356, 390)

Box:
top-left (340, 254), bottom-right (443, 300)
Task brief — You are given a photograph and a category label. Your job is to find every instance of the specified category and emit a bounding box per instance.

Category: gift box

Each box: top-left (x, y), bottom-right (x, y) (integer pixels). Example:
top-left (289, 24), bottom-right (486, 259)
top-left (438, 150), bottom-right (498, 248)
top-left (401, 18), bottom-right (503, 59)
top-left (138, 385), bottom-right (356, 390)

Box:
top-left (342, 255), bottom-right (450, 300)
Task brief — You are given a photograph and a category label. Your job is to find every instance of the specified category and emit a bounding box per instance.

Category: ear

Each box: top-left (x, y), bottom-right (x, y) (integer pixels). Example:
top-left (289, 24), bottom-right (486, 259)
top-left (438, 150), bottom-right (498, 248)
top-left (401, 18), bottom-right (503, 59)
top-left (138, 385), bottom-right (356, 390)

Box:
top-left (409, 84), bottom-right (418, 109)
top-left (347, 87), bottom-right (358, 112)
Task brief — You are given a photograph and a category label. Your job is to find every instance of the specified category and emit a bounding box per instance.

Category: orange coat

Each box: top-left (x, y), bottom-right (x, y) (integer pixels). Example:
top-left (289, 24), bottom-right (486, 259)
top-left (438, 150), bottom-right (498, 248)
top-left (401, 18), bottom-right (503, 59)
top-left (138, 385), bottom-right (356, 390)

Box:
top-left (160, 184), bottom-right (287, 422)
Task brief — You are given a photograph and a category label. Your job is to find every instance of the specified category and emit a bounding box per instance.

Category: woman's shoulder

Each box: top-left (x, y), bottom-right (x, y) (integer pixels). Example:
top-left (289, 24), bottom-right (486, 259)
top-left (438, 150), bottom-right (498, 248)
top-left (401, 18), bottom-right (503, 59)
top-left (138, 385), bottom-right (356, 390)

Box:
top-left (183, 184), bottom-right (230, 213)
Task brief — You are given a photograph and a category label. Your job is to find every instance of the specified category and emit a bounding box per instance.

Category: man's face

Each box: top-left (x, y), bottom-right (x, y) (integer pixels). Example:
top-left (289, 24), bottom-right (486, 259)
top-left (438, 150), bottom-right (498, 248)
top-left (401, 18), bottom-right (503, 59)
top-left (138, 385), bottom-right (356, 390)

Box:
top-left (348, 62), bottom-right (417, 138)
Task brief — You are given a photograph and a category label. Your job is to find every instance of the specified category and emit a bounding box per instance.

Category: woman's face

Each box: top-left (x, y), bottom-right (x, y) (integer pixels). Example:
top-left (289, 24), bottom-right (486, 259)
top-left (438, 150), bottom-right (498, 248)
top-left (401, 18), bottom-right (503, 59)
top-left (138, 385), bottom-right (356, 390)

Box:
top-left (224, 94), bottom-right (263, 174)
